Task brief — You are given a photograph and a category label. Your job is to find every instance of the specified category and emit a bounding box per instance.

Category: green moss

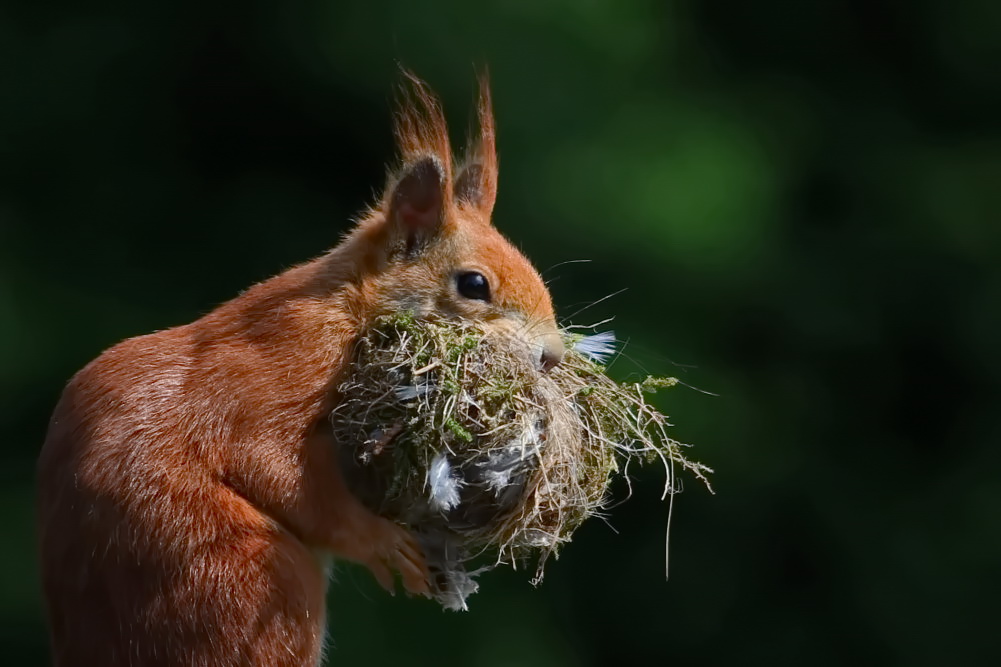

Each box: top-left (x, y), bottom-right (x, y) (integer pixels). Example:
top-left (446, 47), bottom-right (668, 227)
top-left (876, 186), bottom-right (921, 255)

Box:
top-left (640, 375), bottom-right (679, 393)
top-left (387, 309), bottom-right (417, 331)
top-left (445, 417), bottom-right (474, 443)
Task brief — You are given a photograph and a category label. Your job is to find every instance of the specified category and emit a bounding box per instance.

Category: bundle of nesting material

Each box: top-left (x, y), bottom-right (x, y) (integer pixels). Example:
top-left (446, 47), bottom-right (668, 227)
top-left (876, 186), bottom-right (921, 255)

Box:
top-left (330, 313), bottom-right (712, 610)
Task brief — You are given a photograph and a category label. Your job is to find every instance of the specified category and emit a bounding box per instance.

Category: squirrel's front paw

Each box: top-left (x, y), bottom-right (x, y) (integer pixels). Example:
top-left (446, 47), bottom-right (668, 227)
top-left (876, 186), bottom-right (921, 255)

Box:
top-left (361, 518), bottom-right (431, 598)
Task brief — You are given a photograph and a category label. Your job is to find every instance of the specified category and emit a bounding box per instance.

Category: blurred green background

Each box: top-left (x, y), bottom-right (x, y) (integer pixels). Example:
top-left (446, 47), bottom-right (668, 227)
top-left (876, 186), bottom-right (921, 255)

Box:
top-left (3, 1), bottom-right (1000, 665)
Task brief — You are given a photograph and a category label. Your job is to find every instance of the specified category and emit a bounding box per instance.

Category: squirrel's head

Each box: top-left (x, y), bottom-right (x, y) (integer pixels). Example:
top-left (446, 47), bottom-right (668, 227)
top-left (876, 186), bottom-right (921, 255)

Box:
top-left (344, 73), bottom-right (563, 371)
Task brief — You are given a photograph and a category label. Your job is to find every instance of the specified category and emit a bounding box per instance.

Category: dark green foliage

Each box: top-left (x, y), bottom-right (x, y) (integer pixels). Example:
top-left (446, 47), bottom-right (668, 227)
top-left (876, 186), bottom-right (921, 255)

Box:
top-left (4, 1), bottom-right (1000, 664)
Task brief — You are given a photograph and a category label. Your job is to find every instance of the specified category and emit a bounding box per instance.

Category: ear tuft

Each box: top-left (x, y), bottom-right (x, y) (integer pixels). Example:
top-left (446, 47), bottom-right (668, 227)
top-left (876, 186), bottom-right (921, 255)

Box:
top-left (394, 70), bottom-right (453, 181)
top-left (457, 71), bottom-right (498, 216)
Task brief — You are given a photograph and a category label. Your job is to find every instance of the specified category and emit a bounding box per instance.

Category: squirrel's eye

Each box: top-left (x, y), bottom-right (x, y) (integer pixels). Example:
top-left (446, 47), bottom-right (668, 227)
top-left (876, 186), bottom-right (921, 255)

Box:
top-left (456, 271), bottom-right (491, 301)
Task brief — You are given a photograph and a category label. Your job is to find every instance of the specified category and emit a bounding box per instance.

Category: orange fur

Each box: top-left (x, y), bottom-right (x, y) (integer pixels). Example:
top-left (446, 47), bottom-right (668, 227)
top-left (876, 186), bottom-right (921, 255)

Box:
top-left (37, 74), bottom-right (563, 666)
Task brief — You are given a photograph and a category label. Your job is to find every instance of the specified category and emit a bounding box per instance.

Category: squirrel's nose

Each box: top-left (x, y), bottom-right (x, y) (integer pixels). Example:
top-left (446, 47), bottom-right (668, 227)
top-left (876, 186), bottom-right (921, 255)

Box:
top-left (538, 333), bottom-right (565, 372)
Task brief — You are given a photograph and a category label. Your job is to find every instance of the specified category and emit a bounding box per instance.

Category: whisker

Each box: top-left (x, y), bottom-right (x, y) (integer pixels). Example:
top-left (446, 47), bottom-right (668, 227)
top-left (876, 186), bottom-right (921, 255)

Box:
top-left (541, 258), bottom-right (592, 278)
top-left (559, 288), bottom-right (627, 325)
top-left (561, 317), bottom-right (616, 332)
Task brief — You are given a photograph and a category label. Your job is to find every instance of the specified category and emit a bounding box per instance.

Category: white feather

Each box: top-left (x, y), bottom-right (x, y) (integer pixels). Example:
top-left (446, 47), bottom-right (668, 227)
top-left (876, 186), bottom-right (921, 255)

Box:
top-left (574, 331), bottom-right (617, 363)
top-left (395, 382), bottom-right (433, 401)
top-left (482, 422), bottom-right (542, 493)
top-left (437, 569), bottom-right (480, 612)
top-left (482, 461), bottom-right (513, 492)
top-left (428, 453), bottom-right (461, 512)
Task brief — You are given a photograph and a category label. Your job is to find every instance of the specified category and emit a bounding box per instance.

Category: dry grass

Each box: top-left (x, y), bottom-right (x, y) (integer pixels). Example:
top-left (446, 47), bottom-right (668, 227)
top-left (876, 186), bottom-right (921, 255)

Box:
top-left (330, 313), bottom-right (712, 609)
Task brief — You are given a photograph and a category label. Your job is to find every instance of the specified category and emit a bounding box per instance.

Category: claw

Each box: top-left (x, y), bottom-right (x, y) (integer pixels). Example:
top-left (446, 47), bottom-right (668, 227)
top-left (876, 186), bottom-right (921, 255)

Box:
top-left (369, 558), bottom-right (396, 594)
top-left (398, 557), bottom-right (431, 597)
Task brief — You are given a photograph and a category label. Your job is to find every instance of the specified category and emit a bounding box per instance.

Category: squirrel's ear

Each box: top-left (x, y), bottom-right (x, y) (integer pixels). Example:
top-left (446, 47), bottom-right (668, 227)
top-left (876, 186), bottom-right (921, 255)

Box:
top-left (454, 163), bottom-right (487, 208)
top-left (386, 155), bottom-right (446, 255)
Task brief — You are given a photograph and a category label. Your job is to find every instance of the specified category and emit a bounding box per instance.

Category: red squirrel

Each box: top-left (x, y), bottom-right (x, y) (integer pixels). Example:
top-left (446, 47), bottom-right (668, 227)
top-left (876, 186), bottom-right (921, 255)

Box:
top-left (37, 75), bottom-right (565, 666)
